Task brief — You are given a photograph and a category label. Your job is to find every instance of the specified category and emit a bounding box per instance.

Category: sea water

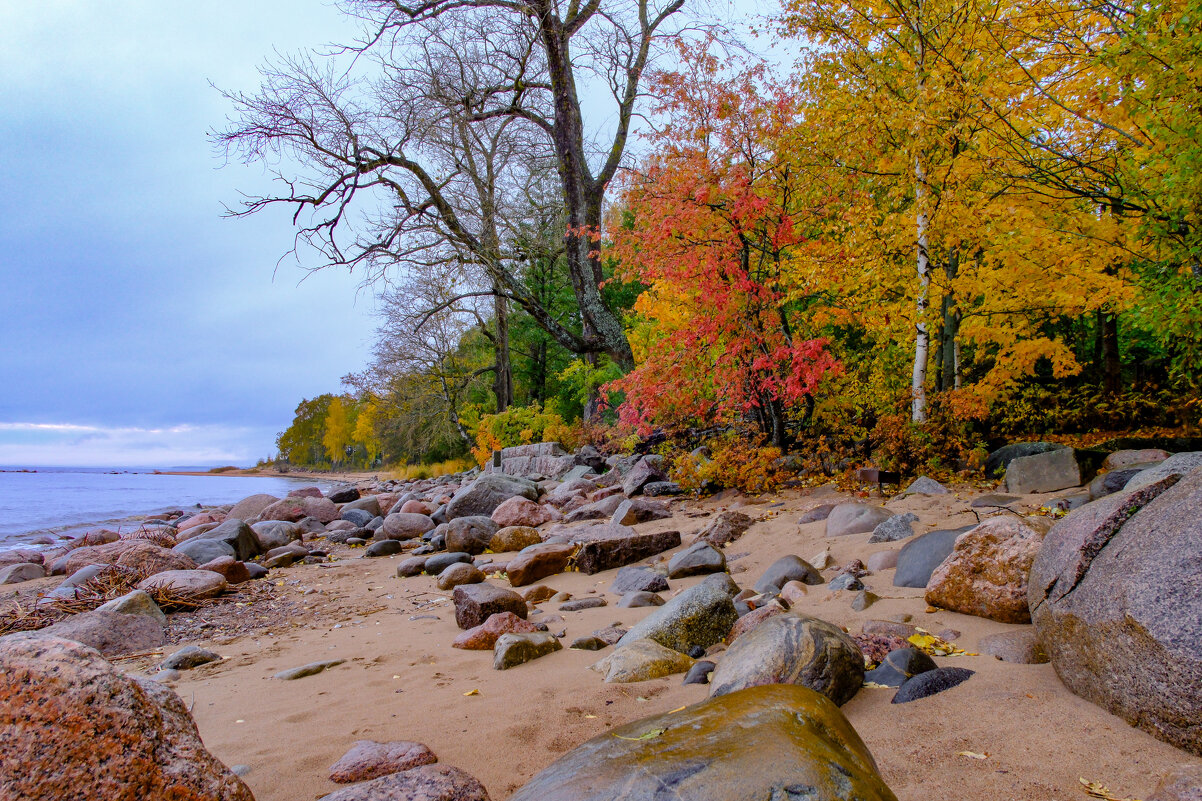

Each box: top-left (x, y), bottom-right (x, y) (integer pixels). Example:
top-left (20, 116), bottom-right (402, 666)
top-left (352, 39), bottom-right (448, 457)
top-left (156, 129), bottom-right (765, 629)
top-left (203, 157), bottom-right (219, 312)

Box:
top-left (0, 467), bottom-right (335, 547)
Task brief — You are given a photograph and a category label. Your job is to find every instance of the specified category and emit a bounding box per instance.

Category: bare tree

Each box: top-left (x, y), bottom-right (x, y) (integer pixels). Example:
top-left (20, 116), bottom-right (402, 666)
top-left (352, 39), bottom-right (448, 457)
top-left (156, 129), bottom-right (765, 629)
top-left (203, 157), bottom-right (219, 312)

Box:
top-left (217, 0), bottom-right (689, 373)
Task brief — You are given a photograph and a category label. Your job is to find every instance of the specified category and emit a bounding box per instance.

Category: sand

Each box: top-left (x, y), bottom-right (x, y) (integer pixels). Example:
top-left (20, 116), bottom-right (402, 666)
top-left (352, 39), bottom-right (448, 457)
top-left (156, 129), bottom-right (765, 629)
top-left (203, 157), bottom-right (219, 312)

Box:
top-left (76, 485), bottom-right (1202, 799)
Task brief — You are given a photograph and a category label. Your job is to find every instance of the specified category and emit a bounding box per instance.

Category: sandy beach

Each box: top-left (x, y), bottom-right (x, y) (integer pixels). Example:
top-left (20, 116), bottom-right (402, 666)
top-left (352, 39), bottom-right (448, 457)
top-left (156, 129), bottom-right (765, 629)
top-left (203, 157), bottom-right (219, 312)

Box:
top-left (8, 480), bottom-right (1190, 800)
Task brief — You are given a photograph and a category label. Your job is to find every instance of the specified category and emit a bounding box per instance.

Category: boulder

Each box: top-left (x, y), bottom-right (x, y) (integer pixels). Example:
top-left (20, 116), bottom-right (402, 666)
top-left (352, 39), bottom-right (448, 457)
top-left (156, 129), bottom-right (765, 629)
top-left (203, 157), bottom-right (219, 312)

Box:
top-left (1029, 470), bottom-right (1202, 754)
top-left (250, 520), bottom-right (304, 551)
top-left (799, 504), bottom-right (837, 524)
top-left (263, 542), bottom-right (310, 568)
top-left (96, 589), bottom-right (167, 625)
top-left (0, 562), bottom-right (45, 584)
top-left (379, 512), bottom-right (436, 541)
top-left (869, 512), bottom-right (919, 543)
top-left (453, 583), bottom-right (528, 629)
top-left (33, 610), bottom-right (165, 657)
top-left (328, 740), bottom-right (438, 784)
top-left (901, 476), bottom-right (948, 496)
top-left (609, 566), bottom-right (669, 595)
top-left (1103, 448), bottom-right (1170, 470)
top-left (363, 540), bottom-right (403, 557)
top-left (976, 631), bottom-right (1048, 664)
top-left (508, 684), bottom-right (897, 801)
top-left (925, 516), bottom-right (1044, 623)
top-left (197, 556), bottom-right (251, 585)
top-left (726, 603), bottom-right (785, 643)
top-left (825, 503), bottom-right (893, 537)
top-left (161, 645), bottom-right (221, 671)
top-left (452, 611), bottom-right (541, 650)
top-left (866, 550), bottom-right (899, 572)
top-left (892, 527), bottom-right (973, 589)
top-left (436, 563), bottom-right (485, 590)
top-left (443, 516), bottom-right (500, 555)
top-left (0, 635), bottom-right (253, 800)
top-left (622, 455), bottom-right (667, 497)
top-left (396, 556), bottom-right (428, 577)
top-left (709, 613), bottom-right (864, 706)
top-left (611, 498), bottom-right (672, 526)
top-left (753, 554), bottom-right (824, 594)
top-left (188, 518), bottom-right (260, 561)
top-left (288, 486), bottom-right (324, 498)
top-left (892, 667), bottom-right (974, 704)
top-left (423, 552), bottom-right (473, 575)
top-left (489, 526), bottom-right (542, 552)
top-left (261, 495), bottom-right (340, 524)
top-left (617, 592), bottom-right (664, 608)
top-left (341, 495), bottom-right (383, 518)
top-left (694, 510), bottom-right (754, 546)
top-left (565, 494), bottom-right (625, 523)
top-left (617, 577), bottom-right (739, 654)
top-left (445, 473), bottom-right (538, 519)
top-left (568, 523), bottom-right (681, 574)
top-left (318, 764), bottom-right (490, 801)
top-left (985, 441), bottom-right (1065, 478)
top-left (666, 541), bottom-right (726, 578)
top-left (491, 496), bottom-right (552, 528)
top-left (173, 537), bottom-right (235, 566)
top-left (863, 647), bottom-right (937, 687)
top-left (1125, 452), bottom-right (1202, 491)
top-left (341, 508), bottom-right (374, 528)
top-left (1005, 447), bottom-right (1103, 494)
top-left (493, 632), bottom-right (561, 669)
top-left (588, 638), bottom-right (695, 682)
top-left (504, 543), bottom-right (575, 587)
top-left (227, 493), bottom-right (278, 521)
top-left (137, 569), bottom-right (228, 601)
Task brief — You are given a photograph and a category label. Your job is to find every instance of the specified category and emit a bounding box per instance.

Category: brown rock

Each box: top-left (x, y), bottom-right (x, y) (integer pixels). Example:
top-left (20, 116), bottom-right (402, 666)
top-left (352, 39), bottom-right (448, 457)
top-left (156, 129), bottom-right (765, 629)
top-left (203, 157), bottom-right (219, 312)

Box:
top-left (453, 583), bottom-right (528, 629)
top-left (197, 556), bottom-right (251, 585)
top-left (328, 740), bottom-right (438, 783)
top-left (227, 493), bottom-right (278, 521)
top-left (0, 635), bottom-right (253, 801)
top-left (490, 496), bottom-right (552, 528)
top-left (452, 612), bottom-right (541, 650)
top-left (925, 517), bottom-right (1044, 623)
top-left (114, 541), bottom-right (198, 578)
top-left (319, 764), bottom-right (490, 801)
top-left (59, 540), bottom-right (148, 577)
top-left (695, 510), bottom-right (753, 545)
top-left (521, 585), bottom-right (557, 604)
top-left (505, 543), bottom-right (576, 587)
top-left (778, 580), bottom-right (808, 608)
top-left (178, 512), bottom-right (223, 531)
top-left (137, 569), bottom-right (228, 601)
top-left (976, 630), bottom-right (1048, 664)
top-left (437, 563), bottom-right (485, 591)
top-left (380, 512), bottom-right (436, 540)
top-left (34, 610), bottom-right (165, 657)
top-left (568, 523), bottom-right (681, 574)
top-left (399, 500), bottom-right (433, 515)
top-left (489, 526), bottom-right (542, 553)
top-left (726, 603), bottom-right (785, 643)
top-left (260, 496), bottom-right (340, 524)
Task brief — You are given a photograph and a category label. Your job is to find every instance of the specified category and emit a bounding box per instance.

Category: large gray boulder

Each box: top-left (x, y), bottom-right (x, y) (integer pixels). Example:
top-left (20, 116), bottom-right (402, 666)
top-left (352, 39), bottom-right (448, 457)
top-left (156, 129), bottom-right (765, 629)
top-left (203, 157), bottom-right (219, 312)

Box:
top-left (508, 684), bottom-right (897, 801)
top-left (622, 455), bottom-right (667, 497)
top-left (227, 493), bottom-right (278, 521)
top-left (617, 574), bottom-right (738, 654)
top-left (186, 518), bottom-right (260, 561)
top-left (1004, 447), bottom-right (1103, 494)
top-left (1029, 469), bottom-right (1202, 755)
top-left (250, 520), bottom-right (304, 551)
top-left (444, 473), bottom-right (538, 519)
top-left (825, 503), bottom-right (893, 537)
top-left (31, 610), bottom-right (165, 657)
top-left (1125, 452), bottom-right (1202, 492)
top-left (172, 537), bottom-right (235, 565)
top-left (892, 527), bottom-right (973, 588)
top-left (985, 441), bottom-right (1065, 478)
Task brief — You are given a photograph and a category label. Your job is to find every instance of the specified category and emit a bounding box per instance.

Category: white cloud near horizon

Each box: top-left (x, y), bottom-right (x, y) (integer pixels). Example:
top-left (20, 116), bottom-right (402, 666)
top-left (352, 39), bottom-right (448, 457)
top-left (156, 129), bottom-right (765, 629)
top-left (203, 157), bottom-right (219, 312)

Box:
top-left (0, 421), bottom-right (274, 468)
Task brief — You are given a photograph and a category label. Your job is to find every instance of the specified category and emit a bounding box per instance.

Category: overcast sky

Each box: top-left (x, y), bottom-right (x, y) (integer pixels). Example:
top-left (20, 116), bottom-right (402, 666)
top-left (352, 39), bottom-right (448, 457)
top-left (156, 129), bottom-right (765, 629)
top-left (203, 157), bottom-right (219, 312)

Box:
top-left (0, 1), bottom-right (382, 467)
top-left (0, 0), bottom-right (782, 468)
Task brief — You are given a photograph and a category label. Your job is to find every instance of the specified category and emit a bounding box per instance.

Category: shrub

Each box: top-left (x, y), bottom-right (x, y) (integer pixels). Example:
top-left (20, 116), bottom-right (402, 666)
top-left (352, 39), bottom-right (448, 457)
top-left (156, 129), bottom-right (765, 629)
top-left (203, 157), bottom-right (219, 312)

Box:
top-left (669, 430), bottom-right (784, 495)
top-left (469, 403), bottom-right (584, 466)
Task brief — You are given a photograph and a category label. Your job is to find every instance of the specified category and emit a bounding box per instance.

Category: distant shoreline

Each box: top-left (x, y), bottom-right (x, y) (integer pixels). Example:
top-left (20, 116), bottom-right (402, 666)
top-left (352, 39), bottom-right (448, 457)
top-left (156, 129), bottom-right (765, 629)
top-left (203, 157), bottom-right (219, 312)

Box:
top-left (155, 467), bottom-right (381, 483)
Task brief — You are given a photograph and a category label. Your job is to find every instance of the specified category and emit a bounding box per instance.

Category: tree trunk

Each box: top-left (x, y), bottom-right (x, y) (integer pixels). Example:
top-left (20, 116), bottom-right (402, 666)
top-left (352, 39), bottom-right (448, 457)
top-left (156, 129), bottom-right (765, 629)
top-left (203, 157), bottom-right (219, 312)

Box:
top-left (1101, 312), bottom-right (1121, 396)
top-left (911, 23), bottom-right (930, 424)
top-left (940, 250), bottom-right (959, 393)
top-left (493, 291), bottom-right (513, 412)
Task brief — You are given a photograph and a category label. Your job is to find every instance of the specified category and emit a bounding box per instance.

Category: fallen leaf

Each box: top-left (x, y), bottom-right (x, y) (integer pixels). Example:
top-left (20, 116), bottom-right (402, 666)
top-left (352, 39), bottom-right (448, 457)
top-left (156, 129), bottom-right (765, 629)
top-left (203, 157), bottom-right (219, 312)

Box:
top-left (956, 751), bottom-right (989, 760)
top-left (613, 727), bottom-right (667, 742)
top-left (463, 689), bottom-right (480, 696)
top-left (862, 681), bottom-right (893, 689)
top-left (1079, 777), bottom-right (1141, 801)
top-left (584, 714), bottom-right (597, 719)
top-left (668, 705), bottom-right (687, 714)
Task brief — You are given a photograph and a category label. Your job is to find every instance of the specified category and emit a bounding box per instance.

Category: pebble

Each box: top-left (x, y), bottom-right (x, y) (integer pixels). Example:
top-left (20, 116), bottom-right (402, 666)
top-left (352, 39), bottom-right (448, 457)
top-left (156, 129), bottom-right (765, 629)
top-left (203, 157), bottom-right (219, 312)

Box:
top-left (560, 598), bottom-right (607, 612)
top-left (274, 659), bottom-right (346, 680)
top-left (161, 645), bottom-right (221, 671)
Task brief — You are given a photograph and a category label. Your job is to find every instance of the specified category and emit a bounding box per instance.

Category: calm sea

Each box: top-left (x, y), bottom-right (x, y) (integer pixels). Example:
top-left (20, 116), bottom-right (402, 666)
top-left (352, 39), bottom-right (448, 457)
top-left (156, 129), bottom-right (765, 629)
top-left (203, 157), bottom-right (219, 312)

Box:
top-left (0, 467), bottom-right (334, 548)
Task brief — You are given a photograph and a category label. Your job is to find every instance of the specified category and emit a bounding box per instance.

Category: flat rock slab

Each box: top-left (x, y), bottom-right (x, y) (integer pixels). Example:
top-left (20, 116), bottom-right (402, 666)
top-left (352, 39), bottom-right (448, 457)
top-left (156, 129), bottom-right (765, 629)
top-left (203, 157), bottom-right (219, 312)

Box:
top-left (274, 659), bottom-right (346, 680)
top-left (568, 524), bottom-right (680, 574)
top-left (507, 684), bottom-right (897, 801)
top-left (505, 543), bottom-right (576, 587)
top-left (36, 610), bottom-right (164, 658)
top-left (318, 764), bottom-right (490, 801)
top-left (826, 503), bottom-right (893, 537)
top-left (589, 638), bottom-right (695, 683)
top-left (328, 740), bottom-right (437, 784)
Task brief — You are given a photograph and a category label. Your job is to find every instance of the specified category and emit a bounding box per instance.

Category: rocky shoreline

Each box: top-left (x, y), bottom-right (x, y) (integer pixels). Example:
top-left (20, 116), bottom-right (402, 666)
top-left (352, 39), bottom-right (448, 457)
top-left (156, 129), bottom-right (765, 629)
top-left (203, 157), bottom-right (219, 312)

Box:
top-left (2, 442), bottom-right (1200, 800)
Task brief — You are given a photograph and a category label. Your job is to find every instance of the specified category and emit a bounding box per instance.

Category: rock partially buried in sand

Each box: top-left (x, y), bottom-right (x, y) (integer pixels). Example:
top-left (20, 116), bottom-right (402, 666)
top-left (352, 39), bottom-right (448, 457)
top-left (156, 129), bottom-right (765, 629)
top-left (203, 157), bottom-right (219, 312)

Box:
top-left (869, 512), bottom-right (919, 543)
top-left (138, 569), bottom-right (229, 601)
top-left (161, 645), bottom-right (221, 671)
top-left (609, 565), bottom-right (668, 595)
top-left (328, 740), bottom-right (438, 784)
top-left (891, 666), bottom-right (974, 703)
top-left (34, 610), bottom-right (165, 658)
top-left (753, 554), bottom-right (824, 594)
top-left (508, 684), bottom-right (897, 801)
top-left (617, 591), bottom-right (664, 608)
top-left (319, 764), bottom-right (491, 801)
top-left (709, 613), bottom-right (865, 706)
top-left (589, 638), bottom-right (695, 682)
top-left (0, 634), bottom-right (253, 801)
top-left (667, 541), bottom-right (726, 578)
top-left (826, 503), bottom-right (893, 537)
top-left (976, 631), bottom-right (1048, 664)
top-left (505, 543), bottom-right (576, 587)
top-left (493, 632), bottom-right (562, 669)
top-left (274, 659), bottom-right (346, 680)
top-left (96, 589), bottom-right (167, 625)
top-left (892, 528), bottom-right (972, 589)
top-left (617, 575), bottom-right (739, 654)
top-left (452, 612), bottom-right (541, 650)
top-left (863, 647), bottom-right (938, 687)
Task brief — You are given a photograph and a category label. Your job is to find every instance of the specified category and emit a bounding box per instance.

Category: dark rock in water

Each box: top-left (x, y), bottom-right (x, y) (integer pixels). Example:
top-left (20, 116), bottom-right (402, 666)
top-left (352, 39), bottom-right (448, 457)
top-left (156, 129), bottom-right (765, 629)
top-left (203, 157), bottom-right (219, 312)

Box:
top-left (423, 552), bottom-right (473, 575)
top-left (892, 527), bottom-right (973, 588)
top-left (364, 540), bottom-right (403, 557)
top-left (709, 613), bottom-right (865, 706)
top-left (0, 635), bottom-right (254, 801)
top-left (667, 541), bottom-right (726, 579)
top-left (683, 660), bottom-right (716, 684)
top-left (610, 566), bottom-right (669, 595)
top-left (161, 645), bottom-right (221, 671)
top-left (445, 473), bottom-right (538, 520)
top-left (864, 647), bottom-right (937, 687)
top-left (327, 739), bottom-right (436, 784)
top-left (798, 503), bottom-right (837, 524)
top-left (754, 554), bottom-right (823, 594)
top-left (507, 684), bottom-right (898, 801)
top-left (34, 610), bottom-right (165, 657)
top-left (453, 583), bottom-right (527, 630)
top-left (617, 591), bottom-right (664, 608)
top-left (318, 764), bottom-right (490, 801)
top-left (617, 578), bottom-right (738, 654)
top-left (892, 666), bottom-right (974, 703)
top-left (985, 441), bottom-right (1064, 478)
top-left (1029, 470), bottom-right (1202, 754)
top-left (828, 573), bottom-right (864, 592)
top-left (695, 511), bottom-right (754, 546)
top-left (569, 523), bottom-right (681, 574)
top-left (869, 513), bottom-right (919, 543)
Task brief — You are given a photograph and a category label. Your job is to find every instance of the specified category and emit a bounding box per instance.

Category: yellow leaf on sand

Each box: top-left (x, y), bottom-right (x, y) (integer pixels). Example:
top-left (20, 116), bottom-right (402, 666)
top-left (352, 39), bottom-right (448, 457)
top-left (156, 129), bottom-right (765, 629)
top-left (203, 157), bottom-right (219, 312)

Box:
top-left (862, 681), bottom-right (893, 689)
top-left (1079, 777), bottom-right (1141, 801)
top-left (463, 689), bottom-right (480, 696)
top-left (956, 751), bottom-right (989, 759)
top-left (613, 727), bottom-right (667, 742)
top-left (907, 629), bottom-right (977, 657)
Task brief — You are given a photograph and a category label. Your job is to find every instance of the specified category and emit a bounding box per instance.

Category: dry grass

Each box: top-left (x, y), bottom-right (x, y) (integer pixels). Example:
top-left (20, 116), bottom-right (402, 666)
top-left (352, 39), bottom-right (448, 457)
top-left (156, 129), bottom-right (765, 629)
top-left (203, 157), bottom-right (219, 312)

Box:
top-left (382, 457), bottom-right (474, 481)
